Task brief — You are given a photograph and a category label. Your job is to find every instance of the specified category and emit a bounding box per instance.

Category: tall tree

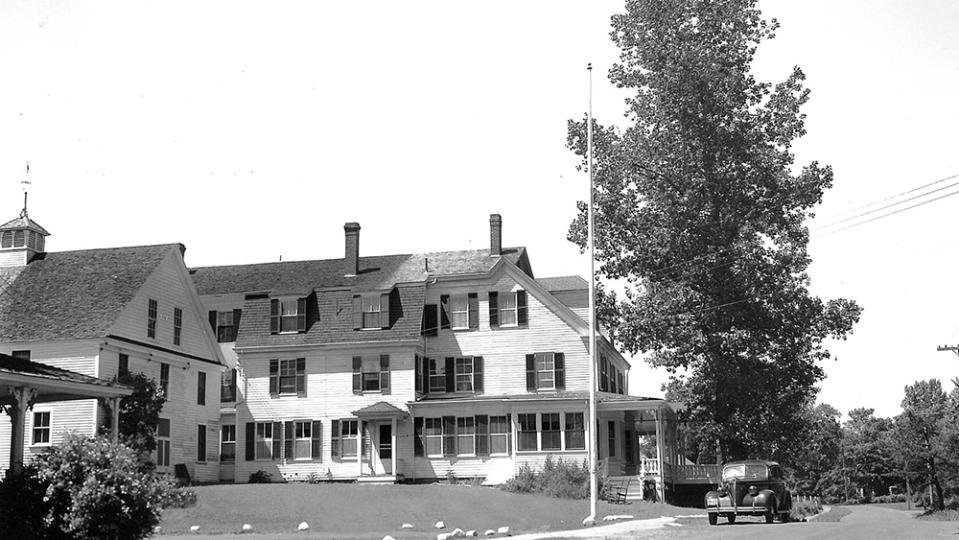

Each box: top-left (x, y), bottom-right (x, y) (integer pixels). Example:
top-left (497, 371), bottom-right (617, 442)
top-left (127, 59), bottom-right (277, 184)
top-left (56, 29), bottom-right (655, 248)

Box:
top-left (843, 408), bottom-right (897, 500)
top-left (567, 0), bottom-right (861, 460)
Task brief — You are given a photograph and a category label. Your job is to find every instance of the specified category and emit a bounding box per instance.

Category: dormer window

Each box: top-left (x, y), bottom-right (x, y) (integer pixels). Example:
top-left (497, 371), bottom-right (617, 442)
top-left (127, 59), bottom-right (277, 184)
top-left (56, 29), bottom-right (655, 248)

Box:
top-left (270, 298), bottom-right (306, 334)
top-left (352, 292), bottom-right (390, 330)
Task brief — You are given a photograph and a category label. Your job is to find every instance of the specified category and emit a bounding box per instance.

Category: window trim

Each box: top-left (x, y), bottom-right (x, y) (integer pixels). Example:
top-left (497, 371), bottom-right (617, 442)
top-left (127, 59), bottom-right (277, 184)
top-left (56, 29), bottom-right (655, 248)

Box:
top-left (160, 363), bottom-right (170, 397)
top-left (450, 294), bottom-right (469, 330)
top-left (456, 416), bottom-right (476, 456)
top-left (498, 291), bottom-right (519, 327)
top-left (31, 409), bottom-right (52, 446)
top-left (489, 415), bottom-right (510, 456)
top-left (454, 357), bottom-right (474, 393)
top-left (278, 358), bottom-right (297, 395)
top-left (360, 294), bottom-right (382, 330)
top-left (535, 353), bottom-right (556, 390)
top-left (197, 371), bottom-right (207, 405)
top-left (339, 419), bottom-right (359, 459)
top-left (424, 417), bottom-right (444, 457)
top-left (197, 424), bottom-right (207, 463)
top-left (156, 417), bottom-right (172, 469)
top-left (428, 358), bottom-right (445, 394)
top-left (278, 298), bottom-right (300, 334)
top-left (147, 299), bottom-right (158, 339)
top-left (173, 307), bottom-right (183, 346)
top-left (517, 413), bottom-right (538, 452)
top-left (255, 422), bottom-right (274, 461)
top-left (220, 424), bottom-right (236, 462)
top-left (293, 420), bottom-right (313, 461)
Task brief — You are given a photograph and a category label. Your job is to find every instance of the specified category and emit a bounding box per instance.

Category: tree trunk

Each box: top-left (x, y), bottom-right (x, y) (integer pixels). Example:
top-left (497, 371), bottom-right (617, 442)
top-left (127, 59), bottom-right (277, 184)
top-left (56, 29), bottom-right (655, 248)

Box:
top-left (929, 457), bottom-right (945, 511)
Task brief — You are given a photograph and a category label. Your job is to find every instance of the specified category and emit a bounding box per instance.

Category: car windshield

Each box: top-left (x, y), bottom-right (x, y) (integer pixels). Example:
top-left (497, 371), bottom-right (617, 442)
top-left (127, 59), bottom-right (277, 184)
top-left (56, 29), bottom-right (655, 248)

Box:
top-left (722, 463), bottom-right (768, 481)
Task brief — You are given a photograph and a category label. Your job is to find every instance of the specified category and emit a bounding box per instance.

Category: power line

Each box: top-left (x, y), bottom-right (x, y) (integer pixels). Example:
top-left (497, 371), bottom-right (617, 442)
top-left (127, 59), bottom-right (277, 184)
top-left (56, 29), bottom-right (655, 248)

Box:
top-left (816, 171), bottom-right (959, 223)
top-left (813, 177), bottom-right (959, 231)
top-left (813, 186), bottom-right (959, 238)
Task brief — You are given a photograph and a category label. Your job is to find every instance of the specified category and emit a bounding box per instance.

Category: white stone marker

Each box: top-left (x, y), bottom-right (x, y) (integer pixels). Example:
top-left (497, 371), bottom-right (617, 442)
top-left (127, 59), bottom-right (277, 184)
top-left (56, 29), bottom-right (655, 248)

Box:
top-left (297, 521), bottom-right (310, 531)
top-left (435, 520), bottom-right (446, 529)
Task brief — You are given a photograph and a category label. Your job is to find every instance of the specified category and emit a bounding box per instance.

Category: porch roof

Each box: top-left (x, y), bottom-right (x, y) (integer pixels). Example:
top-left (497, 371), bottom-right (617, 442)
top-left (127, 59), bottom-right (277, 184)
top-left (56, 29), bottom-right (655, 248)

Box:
top-left (0, 353), bottom-right (133, 405)
top-left (351, 401), bottom-right (408, 419)
top-left (409, 391), bottom-right (680, 413)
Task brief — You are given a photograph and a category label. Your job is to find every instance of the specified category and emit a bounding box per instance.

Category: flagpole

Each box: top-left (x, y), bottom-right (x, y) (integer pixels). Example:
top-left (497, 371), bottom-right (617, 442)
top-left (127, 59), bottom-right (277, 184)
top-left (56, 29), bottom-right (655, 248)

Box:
top-left (585, 62), bottom-right (598, 526)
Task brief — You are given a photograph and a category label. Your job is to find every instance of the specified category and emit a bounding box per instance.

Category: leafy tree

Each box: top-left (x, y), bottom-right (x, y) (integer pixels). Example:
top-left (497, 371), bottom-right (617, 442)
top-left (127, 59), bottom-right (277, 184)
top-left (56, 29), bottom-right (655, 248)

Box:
top-left (842, 407), bottom-right (897, 500)
top-left (892, 379), bottom-right (958, 510)
top-left (785, 403), bottom-right (843, 497)
top-left (102, 372), bottom-right (166, 459)
top-left (566, 0), bottom-right (861, 460)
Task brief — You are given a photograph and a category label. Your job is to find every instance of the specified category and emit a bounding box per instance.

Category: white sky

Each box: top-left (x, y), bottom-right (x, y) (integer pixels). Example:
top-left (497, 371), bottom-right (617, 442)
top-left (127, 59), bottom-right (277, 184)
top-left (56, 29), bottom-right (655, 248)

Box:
top-left (1, 0), bottom-right (957, 419)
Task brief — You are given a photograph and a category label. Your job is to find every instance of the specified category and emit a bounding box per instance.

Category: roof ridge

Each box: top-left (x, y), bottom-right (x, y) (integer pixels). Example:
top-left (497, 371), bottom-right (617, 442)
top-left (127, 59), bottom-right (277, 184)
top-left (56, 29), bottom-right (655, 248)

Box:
top-left (190, 252), bottom-right (415, 272)
top-left (45, 243), bottom-right (182, 256)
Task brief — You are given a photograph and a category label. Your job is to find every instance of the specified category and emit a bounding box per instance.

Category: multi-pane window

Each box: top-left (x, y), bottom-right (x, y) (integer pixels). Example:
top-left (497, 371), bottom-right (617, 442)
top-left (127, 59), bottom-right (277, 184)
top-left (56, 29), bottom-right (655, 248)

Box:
top-left (279, 299), bottom-right (299, 333)
top-left (197, 424), bottom-right (207, 462)
top-left (535, 353), bottom-right (555, 390)
top-left (147, 299), bottom-right (158, 338)
top-left (216, 310), bottom-right (237, 342)
top-left (340, 420), bottom-right (358, 458)
top-left (428, 359), bottom-right (446, 393)
top-left (456, 417), bottom-right (475, 455)
top-left (32, 411), bottom-right (51, 445)
top-left (118, 353), bottom-right (129, 377)
top-left (156, 418), bottom-right (171, 467)
top-left (425, 418), bottom-right (443, 456)
top-left (294, 421), bottom-right (312, 460)
top-left (173, 307), bottom-right (183, 346)
top-left (255, 422), bottom-right (273, 460)
top-left (608, 420), bottom-right (616, 457)
top-left (353, 356), bottom-right (389, 393)
top-left (197, 371), bottom-right (206, 405)
top-left (564, 412), bottom-right (586, 450)
top-left (362, 296), bottom-right (381, 329)
top-left (279, 359), bottom-right (297, 394)
top-left (541, 413), bottom-right (561, 451)
top-left (450, 295), bottom-right (469, 329)
top-left (160, 363), bottom-right (170, 397)
top-left (518, 413), bottom-right (537, 451)
top-left (221, 368), bottom-right (238, 402)
top-left (11, 350), bottom-right (30, 360)
top-left (499, 292), bottom-right (517, 326)
top-left (221, 425), bottom-right (236, 461)
top-left (455, 357), bottom-right (474, 392)
top-left (490, 416), bottom-right (510, 454)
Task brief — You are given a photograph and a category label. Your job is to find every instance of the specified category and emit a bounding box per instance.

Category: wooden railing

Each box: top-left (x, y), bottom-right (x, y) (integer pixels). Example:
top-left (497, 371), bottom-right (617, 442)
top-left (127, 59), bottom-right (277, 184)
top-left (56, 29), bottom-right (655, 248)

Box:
top-left (640, 457), bottom-right (659, 476)
top-left (663, 463), bottom-right (721, 484)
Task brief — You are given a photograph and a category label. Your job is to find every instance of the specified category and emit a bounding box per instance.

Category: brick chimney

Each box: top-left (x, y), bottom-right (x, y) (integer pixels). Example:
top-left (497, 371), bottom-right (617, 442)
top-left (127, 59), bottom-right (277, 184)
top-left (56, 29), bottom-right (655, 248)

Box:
top-left (344, 222), bottom-right (360, 276)
top-left (489, 214), bottom-right (502, 256)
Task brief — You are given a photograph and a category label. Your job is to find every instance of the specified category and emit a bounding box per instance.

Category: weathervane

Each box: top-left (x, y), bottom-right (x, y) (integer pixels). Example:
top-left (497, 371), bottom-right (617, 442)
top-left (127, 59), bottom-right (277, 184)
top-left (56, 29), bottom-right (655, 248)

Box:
top-left (20, 162), bottom-right (31, 219)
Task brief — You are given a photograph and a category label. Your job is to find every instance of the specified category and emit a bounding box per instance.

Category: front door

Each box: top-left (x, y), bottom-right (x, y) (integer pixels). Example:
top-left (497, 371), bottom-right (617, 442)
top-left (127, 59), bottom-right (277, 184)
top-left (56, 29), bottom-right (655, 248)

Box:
top-left (378, 423), bottom-right (392, 475)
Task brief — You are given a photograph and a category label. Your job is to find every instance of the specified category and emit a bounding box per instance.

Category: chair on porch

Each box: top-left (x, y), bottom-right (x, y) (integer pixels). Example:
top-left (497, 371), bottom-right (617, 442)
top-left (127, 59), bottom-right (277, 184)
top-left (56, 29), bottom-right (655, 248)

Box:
top-left (600, 475), bottom-right (631, 504)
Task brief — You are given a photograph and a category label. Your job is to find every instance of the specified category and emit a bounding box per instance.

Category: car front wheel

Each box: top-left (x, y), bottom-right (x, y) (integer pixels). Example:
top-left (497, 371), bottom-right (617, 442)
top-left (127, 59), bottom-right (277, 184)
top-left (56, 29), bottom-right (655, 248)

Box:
top-left (708, 513), bottom-right (718, 526)
top-left (727, 514), bottom-right (736, 524)
top-left (765, 502), bottom-right (776, 524)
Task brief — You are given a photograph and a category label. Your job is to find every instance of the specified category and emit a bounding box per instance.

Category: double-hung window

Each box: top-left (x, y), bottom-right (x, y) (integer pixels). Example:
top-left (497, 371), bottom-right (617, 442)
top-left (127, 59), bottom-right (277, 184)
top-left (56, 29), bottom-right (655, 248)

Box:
top-left (526, 352), bottom-right (565, 392)
top-left (160, 363), bottom-right (170, 397)
top-left (147, 299), bottom-right (158, 338)
top-left (536, 354), bottom-right (555, 389)
top-left (271, 298), bottom-right (306, 334)
top-left (340, 420), bottom-right (358, 458)
top-left (255, 422), bottom-right (274, 460)
top-left (118, 353), bottom-right (129, 377)
top-left (279, 300), bottom-right (299, 333)
top-left (197, 424), bottom-right (207, 462)
top-left (294, 421), bottom-right (312, 460)
top-left (269, 358), bottom-right (306, 397)
top-left (279, 360), bottom-right (296, 394)
top-left (352, 355), bottom-right (390, 394)
top-left (518, 413), bottom-right (537, 451)
top-left (221, 425), bottom-right (236, 461)
top-left (455, 357), bottom-right (474, 392)
top-left (32, 410), bottom-right (51, 445)
top-left (156, 418), bottom-right (171, 467)
top-left (450, 295), bottom-right (469, 329)
top-left (428, 359), bottom-right (446, 393)
top-left (362, 296), bottom-right (381, 329)
top-left (499, 292), bottom-right (517, 326)
top-left (197, 371), bottom-right (206, 405)
top-left (489, 415), bottom-right (510, 454)
top-left (212, 309), bottom-right (241, 342)
top-left (424, 418), bottom-right (443, 456)
top-left (607, 420), bottom-right (616, 457)
top-left (173, 307), bottom-right (183, 346)
top-left (564, 412), bottom-right (586, 450)
top-left (541, 413), bottom-right (561, 451)
top-left (456, 417), bottom-right (475, 455)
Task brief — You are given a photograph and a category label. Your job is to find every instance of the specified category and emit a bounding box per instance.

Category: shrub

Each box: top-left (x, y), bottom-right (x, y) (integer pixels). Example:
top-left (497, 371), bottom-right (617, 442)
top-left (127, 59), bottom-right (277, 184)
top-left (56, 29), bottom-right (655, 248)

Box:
top-left (790, 497), bottom-right (823, 520)
top-left (0, 434), bottom-right (175, 540)
top-left (503, 457), bottom-right (592, 499)
top-left (162, 488), bottom-right (198, 509)
top-left (249, 470), bottom-right (272, 483)
top-left (0, 464), bottom-right (54, 540)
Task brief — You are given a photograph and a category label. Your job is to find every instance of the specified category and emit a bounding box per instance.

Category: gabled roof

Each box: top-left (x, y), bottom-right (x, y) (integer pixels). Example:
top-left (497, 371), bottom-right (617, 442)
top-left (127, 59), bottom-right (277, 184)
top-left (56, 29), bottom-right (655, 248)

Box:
top-left (190, 247), bottom-right (529, 296)
top-left (0, 244), bottom-right (179, 342)
top-left (352, 401), bottom-right (407, 417)
top-left (537, 275), bottom-right (588, 292)
top-left (0, 352), bottom-right (133, 405)
top-left (0, 215), bottom-right (50, 236)
top-left (0, 352), bottom-right (123, 388)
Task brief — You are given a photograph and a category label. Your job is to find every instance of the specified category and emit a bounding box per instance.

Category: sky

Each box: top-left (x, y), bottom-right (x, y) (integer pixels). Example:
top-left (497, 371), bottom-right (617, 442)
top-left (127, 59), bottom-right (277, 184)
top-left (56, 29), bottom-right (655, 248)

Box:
top-left (1, 0), bottom-right (957, 419)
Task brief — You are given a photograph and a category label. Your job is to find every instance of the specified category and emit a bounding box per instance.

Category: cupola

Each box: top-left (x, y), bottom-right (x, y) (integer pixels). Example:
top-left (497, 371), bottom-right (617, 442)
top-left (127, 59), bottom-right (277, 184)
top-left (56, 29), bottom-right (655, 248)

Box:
top-left (0, 176), bottom-right (49, 267)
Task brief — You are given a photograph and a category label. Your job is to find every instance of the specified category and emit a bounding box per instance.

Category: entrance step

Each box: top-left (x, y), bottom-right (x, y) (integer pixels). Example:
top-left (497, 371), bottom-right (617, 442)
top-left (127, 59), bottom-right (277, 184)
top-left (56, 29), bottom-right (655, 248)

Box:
top-left (356, 475), bottom-right (398, 485)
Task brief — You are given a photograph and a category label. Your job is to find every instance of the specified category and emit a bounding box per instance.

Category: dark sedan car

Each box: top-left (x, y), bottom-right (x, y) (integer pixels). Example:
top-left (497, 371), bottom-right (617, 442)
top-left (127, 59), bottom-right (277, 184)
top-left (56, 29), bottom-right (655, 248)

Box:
top-left (704, 460), bottom-right (793, 525)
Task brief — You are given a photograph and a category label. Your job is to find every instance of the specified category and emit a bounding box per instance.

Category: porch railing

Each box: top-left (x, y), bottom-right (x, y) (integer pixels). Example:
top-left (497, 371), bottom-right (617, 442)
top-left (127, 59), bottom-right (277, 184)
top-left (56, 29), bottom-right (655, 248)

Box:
top-left (663, 462), bottom-right (721, 484)
top-left (640, 457), bottom-right (659, 476)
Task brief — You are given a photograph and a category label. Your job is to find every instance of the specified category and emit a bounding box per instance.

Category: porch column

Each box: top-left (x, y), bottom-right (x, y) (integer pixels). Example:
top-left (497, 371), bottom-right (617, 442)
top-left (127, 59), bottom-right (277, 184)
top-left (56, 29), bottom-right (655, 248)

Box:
top-left (357, 420), bottom-right (364, 477)
top-left (390, 417), bottom-right (397, 476)
top-left (654, 408), bottom-right (664, 501)
top-left (110, 397), bottom-right (121, 443)
top-left (510, 411), bottom-right (518, 473)
top-left (8, 386), bottom-right (37, 477)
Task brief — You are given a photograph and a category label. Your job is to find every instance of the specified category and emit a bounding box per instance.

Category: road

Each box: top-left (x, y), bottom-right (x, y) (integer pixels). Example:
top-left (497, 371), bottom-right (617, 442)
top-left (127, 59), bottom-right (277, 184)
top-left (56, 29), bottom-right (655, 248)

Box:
top-left (583, 505), bottom-right (958, 540)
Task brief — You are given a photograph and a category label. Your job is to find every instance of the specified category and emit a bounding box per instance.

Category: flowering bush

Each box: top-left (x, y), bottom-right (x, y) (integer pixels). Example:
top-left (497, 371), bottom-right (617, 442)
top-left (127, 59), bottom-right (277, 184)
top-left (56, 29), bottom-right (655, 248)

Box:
top-left (0, 434), bottom-right (176, 540)
top-left (503, 456), bottom-right (592, 499)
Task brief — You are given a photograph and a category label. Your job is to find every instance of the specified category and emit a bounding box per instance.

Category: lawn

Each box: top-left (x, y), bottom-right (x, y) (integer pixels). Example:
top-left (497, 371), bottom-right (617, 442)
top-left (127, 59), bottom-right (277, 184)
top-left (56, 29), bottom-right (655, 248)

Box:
top-left (159, 483), bottom-right (690, 538)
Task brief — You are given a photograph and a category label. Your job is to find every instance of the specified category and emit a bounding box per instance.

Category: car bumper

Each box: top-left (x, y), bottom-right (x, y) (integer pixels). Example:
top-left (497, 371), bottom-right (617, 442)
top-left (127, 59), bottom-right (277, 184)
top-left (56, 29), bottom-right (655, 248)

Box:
top-left (705, 497), bottom-right (770, 516)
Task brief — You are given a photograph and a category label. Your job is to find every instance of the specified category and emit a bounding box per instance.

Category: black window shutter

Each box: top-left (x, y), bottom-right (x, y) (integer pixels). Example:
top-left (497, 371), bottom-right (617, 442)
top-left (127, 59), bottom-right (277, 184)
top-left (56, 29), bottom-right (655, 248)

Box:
top-left (415, 354), bottom-right (422, 393)
top-left (270, 300), bottom-right (280, 334)
top-left (554, 352), bottom-right (565, 390)
top-left (422, 304), bottom-right (438, 336)
top-left (352, 295), bottom-right (362, 330)
top-left (208, 310), bottom-right (217, 331)
top-left (269, 359), bottom-right (279, 397)
top-left (233, 308), bottom-right (243, 338)
top-left (476, 414), bottom-right (489, 456)
top-left (380, 292), bottom-right (390, 329)
top-left (296, 358), bottom-right (307, 397)
top-left (473, 356), bottom-right (484, 394)
top-left (526, 354), bottom-right (536, 392)
top-left (440, 295), bottom-right (450, 330)
top-left (517, 291), bottom-right (528, 326)
top-left (352, 356), bottom-right (362, 394)
top-left (379, 354), bottom-right (390, 394)
top-left (271, 421), bottom-right (282, 460)
top-left (284, 421), bottom-right (294, 461)
top-left (297, 298), bottom-right (307, 332)
top-left (444, 357), bottom-right (455, 393)
top-left (331, 420), bottom-right (341, 459)
top-left (414, 417), bottom-right (424, 456)
top-left (442, 416), bottom-right (456, 456)
top-left (423, 357), bottom-right (432, 395)
top-left (311, 420), bottom-right (322, 461)
top-left (488, 292), bottom-right (499, 327)
top-left (468, 293), bottom-right (479, 329)
top-left (245, 422), bottom-right (255, 461)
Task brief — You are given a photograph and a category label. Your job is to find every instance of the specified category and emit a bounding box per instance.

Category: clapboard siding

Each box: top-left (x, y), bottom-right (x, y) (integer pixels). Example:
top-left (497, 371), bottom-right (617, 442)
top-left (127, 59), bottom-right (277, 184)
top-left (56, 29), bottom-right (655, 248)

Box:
top-left (0, 340), bottom-right (99, 376)
top-left (109, 249), bottom-right (218, 363)
top-left (423, 270), bottom-right (590, 396)
top-left (232, 346), bottom-right (417, 482)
